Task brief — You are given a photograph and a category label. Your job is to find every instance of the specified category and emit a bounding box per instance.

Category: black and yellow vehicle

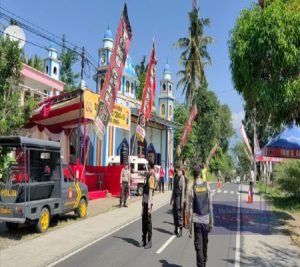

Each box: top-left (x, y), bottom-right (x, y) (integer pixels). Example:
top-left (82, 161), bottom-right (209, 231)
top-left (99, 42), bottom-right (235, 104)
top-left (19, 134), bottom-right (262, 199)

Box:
top-left (0, 136), bottom-right (88, 233)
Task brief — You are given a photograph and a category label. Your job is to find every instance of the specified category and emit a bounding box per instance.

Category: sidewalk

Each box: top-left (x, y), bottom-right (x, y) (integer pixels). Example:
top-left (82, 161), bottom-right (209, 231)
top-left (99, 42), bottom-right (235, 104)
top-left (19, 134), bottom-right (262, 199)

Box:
top-left (239, 183), bottom-right (300, 267)
top-left (0, 191), bottom-right (172, 267)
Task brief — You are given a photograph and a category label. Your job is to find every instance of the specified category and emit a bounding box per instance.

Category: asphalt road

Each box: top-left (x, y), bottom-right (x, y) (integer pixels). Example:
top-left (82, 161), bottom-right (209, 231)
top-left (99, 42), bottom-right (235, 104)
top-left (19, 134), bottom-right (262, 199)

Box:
top-left (53, 182), bottom-right (240, 267)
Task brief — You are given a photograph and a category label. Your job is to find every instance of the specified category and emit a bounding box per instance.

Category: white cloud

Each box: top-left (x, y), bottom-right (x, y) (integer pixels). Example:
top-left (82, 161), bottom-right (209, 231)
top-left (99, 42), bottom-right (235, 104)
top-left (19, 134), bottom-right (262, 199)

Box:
top-left (232, 110), bottom-right (245, 131)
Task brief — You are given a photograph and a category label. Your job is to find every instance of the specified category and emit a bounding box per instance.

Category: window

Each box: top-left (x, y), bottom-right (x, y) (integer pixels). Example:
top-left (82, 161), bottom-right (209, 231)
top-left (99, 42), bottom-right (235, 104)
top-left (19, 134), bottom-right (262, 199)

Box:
top-left (46, 65), bottom-right (49, 73)
top-left (161, 104), bottom-right (165, 115)
top-left (53, 66), bottom-right (57, 75)
top-left (162, 84), bottom-right (166, 91)
top-left (131, 82), bottom-right (134, 94)
top-left (138, 163), bottom-right (146, 171)
top-left (169, 104), bottom-right (172, 117)
top-left (126, 81), bottom-right (130, 93)
top-left (169, 84), bottom-right (172, 92)
top-left (100, 79), bottom-right (105, 90)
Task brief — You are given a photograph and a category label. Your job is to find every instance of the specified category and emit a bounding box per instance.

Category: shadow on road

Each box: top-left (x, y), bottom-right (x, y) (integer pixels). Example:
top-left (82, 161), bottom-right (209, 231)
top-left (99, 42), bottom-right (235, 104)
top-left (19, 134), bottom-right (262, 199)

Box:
top-left (162, 220), bottom-right (173, 226)
top-left (224, 240), bottom-right (299, 267)
top-left (113, 235), bottom-right (140, 247)
top-left (153, 227), bottom-right (173, 235)
top-left (159, 259), bottom-right (182, 267)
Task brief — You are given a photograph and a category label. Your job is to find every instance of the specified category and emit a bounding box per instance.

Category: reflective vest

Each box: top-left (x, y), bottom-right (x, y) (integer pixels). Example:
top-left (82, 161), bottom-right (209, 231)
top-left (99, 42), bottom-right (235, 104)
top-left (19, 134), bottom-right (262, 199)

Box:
top-left (193, 182), bottom-right (209, 216)
top-left (201, 168), bottom-right (207, 182)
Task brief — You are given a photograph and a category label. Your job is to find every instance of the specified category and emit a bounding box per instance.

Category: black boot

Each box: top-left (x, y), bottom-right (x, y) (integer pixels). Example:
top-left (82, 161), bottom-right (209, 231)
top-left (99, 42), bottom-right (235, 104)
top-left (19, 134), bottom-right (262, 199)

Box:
top-left (123, 202), bottom-right (128, 207)
top-left (176, 227), bottom-right (182, 238)
top-left (139, 240), bottom-right (146, 247)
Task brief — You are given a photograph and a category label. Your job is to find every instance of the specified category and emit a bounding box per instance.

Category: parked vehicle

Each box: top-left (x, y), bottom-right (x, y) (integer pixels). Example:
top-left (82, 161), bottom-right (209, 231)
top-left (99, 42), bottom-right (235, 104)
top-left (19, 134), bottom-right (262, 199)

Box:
top-left (224, 173), bottom-right (232, 183)
top-left (107, 156), bottom-right (149, 195)
top-left (0, 136), bottom-right (88, 233)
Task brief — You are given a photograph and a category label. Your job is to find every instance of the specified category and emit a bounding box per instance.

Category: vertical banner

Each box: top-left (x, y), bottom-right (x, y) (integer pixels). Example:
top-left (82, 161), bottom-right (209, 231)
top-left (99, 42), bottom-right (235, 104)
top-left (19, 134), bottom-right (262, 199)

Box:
top-left (240, 123), bottom-right (253, 157)
top-left (94, 4), bottom-right (132, 140)
top-left (135, 43), bottom-right (156, 142)
top-left (206, 143), bottom-right (219, 166)
top-left (181, 103), bottom-right (198, 146)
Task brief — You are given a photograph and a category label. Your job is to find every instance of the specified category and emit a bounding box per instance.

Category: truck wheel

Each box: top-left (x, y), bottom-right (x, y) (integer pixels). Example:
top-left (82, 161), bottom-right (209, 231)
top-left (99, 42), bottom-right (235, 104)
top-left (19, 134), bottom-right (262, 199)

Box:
top-left (36, 208), bottom-right (50, 233)
top-left (5, 222), bottom-right (19, 231)
top-left (137, 185), bottom-right (143, 196)
top-left (75, 198), bottom-right (87, 218)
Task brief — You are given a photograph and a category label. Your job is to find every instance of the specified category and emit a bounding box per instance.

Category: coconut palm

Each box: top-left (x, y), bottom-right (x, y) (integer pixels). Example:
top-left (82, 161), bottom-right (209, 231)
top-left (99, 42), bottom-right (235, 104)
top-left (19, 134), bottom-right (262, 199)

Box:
top-left (174, 9), bottom-right (213, 108)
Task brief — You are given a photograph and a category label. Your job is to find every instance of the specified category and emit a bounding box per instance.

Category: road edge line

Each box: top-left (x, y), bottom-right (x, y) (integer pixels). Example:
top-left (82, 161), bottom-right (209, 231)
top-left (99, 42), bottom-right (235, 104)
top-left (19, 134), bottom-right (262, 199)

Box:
top-left (156, 235), bottom-right (176, 254)
top-left (234, 184), bottom-right (241, 267)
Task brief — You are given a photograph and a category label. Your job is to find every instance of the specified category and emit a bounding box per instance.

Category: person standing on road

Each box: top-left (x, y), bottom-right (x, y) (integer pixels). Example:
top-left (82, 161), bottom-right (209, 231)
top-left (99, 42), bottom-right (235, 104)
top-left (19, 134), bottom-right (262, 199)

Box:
top-left (119, 164), bottom-right (130, 208)
top-left (168, 164), bottom-right (174, 191)
top-left (159, 165), bottom-right (165, 193)
top-left (201, 162), bottom-right (208, 182)
top-left (188, 164), bottom-right (213, 267)
top-left (140, 162), bottom-right (155, 249)
top-left (170, 161), bottom-right (186, 237)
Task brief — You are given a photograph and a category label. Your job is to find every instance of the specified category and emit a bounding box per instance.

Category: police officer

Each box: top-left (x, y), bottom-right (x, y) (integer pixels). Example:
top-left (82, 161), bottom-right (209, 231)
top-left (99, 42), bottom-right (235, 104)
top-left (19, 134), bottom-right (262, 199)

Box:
top-left (119, 164), bottom-right (130, 208)
top-left (140, 162), bottom-right (155, 249)
top-left (188, 164), bottom-right (213, 267)
top-left (170, 161), bottom-right (185, 237)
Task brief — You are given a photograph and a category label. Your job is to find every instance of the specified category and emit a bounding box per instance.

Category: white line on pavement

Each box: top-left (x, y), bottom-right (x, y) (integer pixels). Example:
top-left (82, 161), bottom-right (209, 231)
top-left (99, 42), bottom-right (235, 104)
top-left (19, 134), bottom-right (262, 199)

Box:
top-left (234, 184), bottom-right (241, 267)
top-left (230, 191), bottom-right (234, 194)
top-left (217, 190), bottom-right (222, 193)
top-left (224, 190), bottom-right (228, 194)
top-left (156, 235), bottom-right (176, 254)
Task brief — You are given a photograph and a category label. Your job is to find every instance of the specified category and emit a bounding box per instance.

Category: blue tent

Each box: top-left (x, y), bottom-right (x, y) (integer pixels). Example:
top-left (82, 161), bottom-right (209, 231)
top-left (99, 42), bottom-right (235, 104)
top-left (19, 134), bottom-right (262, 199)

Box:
top-left (265, 125), bottom-right (300, 149)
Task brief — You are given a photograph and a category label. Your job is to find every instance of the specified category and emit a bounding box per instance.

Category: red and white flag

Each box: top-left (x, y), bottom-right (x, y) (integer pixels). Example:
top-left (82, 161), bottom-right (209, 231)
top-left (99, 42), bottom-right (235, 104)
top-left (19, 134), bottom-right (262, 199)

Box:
top-left (206, 143), bottom-right (219, 166)
top-left (94, 4), bottom-right (132, 140)
top-left (136, 42), bottom-right (156, 142)
top-left (181, 103), bottom-right (198, 146)
top-left (240, 123), bottom-right (253, 157)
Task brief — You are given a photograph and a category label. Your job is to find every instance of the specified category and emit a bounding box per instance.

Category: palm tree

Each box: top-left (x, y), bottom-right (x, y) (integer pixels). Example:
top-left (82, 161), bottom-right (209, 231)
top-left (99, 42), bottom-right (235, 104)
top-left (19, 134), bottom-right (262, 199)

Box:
top-left (174, 9), bottom-right (213, 108)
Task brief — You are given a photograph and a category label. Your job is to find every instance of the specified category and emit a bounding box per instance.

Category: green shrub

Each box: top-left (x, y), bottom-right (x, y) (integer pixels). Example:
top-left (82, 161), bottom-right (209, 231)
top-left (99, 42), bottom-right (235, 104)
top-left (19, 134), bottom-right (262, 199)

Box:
top-left (275, 160), bottom-right (300, 198)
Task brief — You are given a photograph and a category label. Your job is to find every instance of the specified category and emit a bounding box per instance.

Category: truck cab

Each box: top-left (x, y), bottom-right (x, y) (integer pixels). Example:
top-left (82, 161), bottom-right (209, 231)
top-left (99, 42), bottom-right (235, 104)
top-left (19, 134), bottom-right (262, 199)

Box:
top-left (107, 156), bottom-right (149, 195)
top-left (0, 136), bottom-right (88, 233)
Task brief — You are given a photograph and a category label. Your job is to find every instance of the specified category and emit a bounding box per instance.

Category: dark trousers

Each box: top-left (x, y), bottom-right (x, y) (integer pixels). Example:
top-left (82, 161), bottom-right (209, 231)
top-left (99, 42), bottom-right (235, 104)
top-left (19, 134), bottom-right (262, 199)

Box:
top-left (168, 177), bottom-right (173, 190)
top-left (194, 223), bottom-right (209, 267)
top-left (159, 178), bottom-right (164, 192)
top-left (142, 203), bottom-right (152, 244)
top-left (120, 181), bottom-right (129, 205)
top-left (173, 195), bottom-right (182, 231)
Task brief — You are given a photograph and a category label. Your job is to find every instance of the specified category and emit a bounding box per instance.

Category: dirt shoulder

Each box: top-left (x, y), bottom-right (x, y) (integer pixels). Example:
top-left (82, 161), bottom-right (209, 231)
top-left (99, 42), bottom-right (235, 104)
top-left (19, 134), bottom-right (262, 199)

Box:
top-left (286, 212), bottom-right (300, 249)
top-left (0, 195), bottom-right (142, 250)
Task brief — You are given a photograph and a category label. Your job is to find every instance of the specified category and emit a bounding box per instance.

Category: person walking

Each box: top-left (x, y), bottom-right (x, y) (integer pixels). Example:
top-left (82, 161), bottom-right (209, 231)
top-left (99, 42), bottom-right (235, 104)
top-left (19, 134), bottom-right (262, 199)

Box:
top-left (140, 162), bottom-right (155, 249)
top-left (119, 164), bottom-right (130, 208)
top-left (168, 164), bottom-right (174, 190)
top-left (159, 165), bottom-right (165, 193)
top-left (170, 161), bottom-right (185, 237)
top-left (188, 164), bottom-right (213, 267)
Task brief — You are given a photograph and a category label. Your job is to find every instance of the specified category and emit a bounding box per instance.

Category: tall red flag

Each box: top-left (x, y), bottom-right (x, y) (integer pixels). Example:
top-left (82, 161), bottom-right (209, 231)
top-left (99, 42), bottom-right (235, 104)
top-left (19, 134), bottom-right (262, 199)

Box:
top-left (94, 4), bottom-right (132, 140)
top-left (181, 103), bottom-right (198, 146)
top-left (136, 43), bottom-right (156, 142)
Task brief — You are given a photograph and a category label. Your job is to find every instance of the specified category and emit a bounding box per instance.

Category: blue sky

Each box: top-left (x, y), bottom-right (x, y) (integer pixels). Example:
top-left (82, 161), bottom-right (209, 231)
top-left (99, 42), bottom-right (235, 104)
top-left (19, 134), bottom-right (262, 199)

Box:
top-left (1, 0), bottom-right (255, 131)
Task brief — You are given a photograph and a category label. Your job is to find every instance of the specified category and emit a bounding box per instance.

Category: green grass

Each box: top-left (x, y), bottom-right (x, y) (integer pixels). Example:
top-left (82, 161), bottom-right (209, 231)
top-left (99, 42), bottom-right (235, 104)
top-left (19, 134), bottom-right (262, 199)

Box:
top-left (258, 182), bottom-right (300, 212)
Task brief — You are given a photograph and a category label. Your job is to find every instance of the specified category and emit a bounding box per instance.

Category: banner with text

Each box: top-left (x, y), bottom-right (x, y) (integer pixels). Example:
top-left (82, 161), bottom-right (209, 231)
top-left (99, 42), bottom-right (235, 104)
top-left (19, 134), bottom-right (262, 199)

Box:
top-left (181, 103), bottom-right (198, 146)
top-left (109, 103), bottom-right (130, 130)
top-left (94, 4), bottom-right (132, 140)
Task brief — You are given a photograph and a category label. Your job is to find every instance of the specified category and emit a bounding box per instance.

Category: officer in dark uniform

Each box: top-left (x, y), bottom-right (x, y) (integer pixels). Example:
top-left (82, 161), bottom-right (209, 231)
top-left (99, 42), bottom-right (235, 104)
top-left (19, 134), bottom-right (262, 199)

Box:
top-left (170, 160), bottom-right (185, 237)
top-left (188, 164), bottom-right (213, 267)
top-left (140, 162), bottom-right (155, 249)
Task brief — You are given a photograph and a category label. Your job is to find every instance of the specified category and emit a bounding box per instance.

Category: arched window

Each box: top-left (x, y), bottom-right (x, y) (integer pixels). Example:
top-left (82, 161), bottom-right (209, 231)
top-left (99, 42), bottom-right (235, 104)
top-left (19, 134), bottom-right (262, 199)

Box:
top-left (45, 65), bottom-right (49, 73)
top-left (161, 104), bottom-right (165, 115)
top-left (169, 84), bottom-right (172, 92)
top-left (162, 84), bottom-right (166, 91)
top-left (169, 104), bottom-right (172, 117)
top-left (126, 81), bottom-right (130, 93)
top-left (100, 79), bottom-right (105, 90)
top-left (131, 82), bottom-right (134, 94)
top-left (53, 66), bottom-right (57, 75)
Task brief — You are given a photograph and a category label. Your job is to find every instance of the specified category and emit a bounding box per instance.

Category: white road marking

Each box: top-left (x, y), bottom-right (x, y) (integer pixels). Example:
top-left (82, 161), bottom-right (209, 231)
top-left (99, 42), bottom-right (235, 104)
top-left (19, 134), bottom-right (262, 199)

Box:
top-left (156, 235), bottom-right (176, 254)
top-left (235, 184), bottom-right (241, 267)
top-left (224, 190), bottom-right (228, 194)
top-left (217, 190), bottom-right (222, 193)
top-left (230, 191), bottom-right (234, 194)
top-left (237, 192), bottom-right (240, 195)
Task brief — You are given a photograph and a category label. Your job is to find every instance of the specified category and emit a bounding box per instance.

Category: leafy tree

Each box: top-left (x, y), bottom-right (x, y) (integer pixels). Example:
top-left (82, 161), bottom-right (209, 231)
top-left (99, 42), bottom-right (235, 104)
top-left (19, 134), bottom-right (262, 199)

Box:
top-left (60, 35), bottom-right (79, 92)
top-left (175, 9), bottom-right (213, 108)
top-left (135, 56), bottom-right (148, 100)
top-left (26, 54), bottom-right (44, 72)
top-left (210, 149), bottom-right (234, 176)
top-left (232, 142), bottom-right (252, 177)
top-left (0, 36), bottom-right (35, 136)
top-left (229, 0), bottom-right (300, 126)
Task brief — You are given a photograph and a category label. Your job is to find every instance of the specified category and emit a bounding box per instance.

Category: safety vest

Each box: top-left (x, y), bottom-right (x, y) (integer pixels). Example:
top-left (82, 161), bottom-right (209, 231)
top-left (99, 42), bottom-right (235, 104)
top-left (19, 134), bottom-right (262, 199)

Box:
top-left (193, 182), bottom-right (209, 216)
top-left (143, 174), bottom-right (155, 197)
top-left (201, 168), bottom-right (207, 182)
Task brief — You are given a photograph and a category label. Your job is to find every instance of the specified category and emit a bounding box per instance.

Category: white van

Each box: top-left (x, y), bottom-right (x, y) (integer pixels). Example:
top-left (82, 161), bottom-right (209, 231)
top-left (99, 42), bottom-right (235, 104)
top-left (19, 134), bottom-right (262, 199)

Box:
top-left (107, 156), bottom-right (149, 196)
